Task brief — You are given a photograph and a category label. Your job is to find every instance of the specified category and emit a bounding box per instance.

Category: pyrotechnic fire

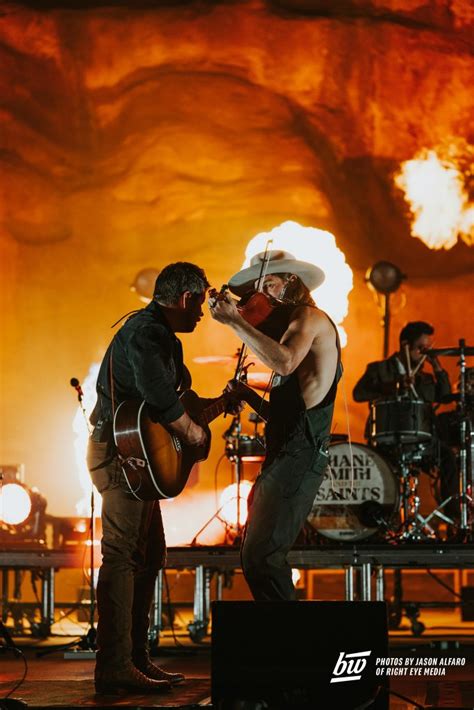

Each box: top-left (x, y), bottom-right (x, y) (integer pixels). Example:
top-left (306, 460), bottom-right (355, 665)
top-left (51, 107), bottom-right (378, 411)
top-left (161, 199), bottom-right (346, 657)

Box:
top-left (244, 221), bottom-right (353, 345)
top-left (73, 363), bottom-right (101, 517)
top-left (395, 147), bottom-right (474, 250)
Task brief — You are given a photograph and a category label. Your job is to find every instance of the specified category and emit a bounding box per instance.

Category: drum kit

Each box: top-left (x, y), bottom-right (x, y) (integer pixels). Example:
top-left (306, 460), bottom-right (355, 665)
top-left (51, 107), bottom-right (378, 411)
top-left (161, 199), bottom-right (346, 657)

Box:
top-left (309, 341), bottom-right (474, 544)
top-left (196, 341), bottom-right (473, 544)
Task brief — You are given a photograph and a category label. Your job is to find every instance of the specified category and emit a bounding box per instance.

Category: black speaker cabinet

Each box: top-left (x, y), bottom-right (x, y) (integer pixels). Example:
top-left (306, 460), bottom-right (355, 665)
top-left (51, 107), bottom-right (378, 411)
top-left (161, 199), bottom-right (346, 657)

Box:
top-left (212, 600), bottom-right (389, 710)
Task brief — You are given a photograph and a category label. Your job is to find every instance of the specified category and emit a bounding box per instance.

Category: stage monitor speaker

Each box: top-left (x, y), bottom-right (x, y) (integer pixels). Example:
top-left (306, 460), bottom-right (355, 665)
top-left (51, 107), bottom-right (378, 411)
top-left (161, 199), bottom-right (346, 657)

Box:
top-left (212, 600), bottom-right (389, 710)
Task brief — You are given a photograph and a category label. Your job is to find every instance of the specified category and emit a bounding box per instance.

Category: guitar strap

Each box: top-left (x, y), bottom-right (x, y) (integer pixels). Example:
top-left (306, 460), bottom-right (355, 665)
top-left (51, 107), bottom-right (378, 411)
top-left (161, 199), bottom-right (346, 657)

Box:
top-left (109, 345), bottom-right (116, 419)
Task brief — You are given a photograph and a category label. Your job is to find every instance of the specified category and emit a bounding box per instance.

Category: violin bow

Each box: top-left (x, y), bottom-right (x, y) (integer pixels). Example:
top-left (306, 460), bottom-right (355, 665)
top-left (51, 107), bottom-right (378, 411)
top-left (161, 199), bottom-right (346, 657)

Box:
top-left (232, 238), bottom-right (274, 382)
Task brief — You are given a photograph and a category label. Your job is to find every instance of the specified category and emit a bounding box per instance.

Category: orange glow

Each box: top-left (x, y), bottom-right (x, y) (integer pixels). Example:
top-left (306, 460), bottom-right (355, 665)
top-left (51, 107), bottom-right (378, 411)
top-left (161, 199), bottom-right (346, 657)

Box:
top-left (218, 481), bottom-right (252, 528)
top-left (243, 221), bottom-right (353, 346)
top-left (395, 146), bottom-right (474, 250)
top-left (161, 490), bottom-right (235, 546)
top-left (74, 520), bottom-right (88, 534)
top-left (291, 568), bottom-right (301, 586)
top-left (0, 483), bottom-right (31, 525)
top-left (73, 363), bottom-right (102, 517)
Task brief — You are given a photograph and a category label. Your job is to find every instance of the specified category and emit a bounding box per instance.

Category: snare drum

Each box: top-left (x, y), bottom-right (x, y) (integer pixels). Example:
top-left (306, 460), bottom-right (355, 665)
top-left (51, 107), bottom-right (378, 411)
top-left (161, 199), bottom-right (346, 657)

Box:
top-left (307, 442), bottom-right (398, 542)
top-left (370, 398), bottom-right (432, 445)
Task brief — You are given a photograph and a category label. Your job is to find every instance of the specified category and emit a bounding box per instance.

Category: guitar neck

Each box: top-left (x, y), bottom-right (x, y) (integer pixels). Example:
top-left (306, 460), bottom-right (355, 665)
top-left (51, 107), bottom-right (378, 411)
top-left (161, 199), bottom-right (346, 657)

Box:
top-left (202, 396), bottom-right (227, 425)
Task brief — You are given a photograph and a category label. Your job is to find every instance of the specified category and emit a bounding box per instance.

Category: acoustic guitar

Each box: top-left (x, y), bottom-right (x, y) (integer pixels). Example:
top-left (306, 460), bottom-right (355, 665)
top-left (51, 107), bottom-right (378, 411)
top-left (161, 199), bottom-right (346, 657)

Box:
top-left (113, 390), bottom-right (226, 501)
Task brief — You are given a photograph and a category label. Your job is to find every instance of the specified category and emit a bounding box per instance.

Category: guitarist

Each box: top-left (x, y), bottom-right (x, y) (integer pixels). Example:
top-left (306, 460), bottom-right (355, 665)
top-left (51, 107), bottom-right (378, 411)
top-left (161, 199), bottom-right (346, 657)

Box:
top-left (209, 251), bottom-right (342, 601)
top-left (87, 262), bottom-right (212, 695)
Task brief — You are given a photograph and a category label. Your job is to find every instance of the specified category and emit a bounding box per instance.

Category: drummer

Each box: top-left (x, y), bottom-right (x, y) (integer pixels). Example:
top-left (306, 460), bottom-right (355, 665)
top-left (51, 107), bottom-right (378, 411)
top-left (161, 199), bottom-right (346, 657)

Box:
top-left (353, 321), bottom-right (451, 404)
top-left (353, 321), bottom-right (458, 522)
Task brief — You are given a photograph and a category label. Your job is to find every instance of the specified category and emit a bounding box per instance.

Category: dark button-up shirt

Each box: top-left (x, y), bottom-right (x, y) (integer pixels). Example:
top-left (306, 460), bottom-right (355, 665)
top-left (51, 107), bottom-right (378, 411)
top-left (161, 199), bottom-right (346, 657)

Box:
top-left (353, 353), bottom-right (451, 404)
top-left (91, 301), bottom-right (186, 425)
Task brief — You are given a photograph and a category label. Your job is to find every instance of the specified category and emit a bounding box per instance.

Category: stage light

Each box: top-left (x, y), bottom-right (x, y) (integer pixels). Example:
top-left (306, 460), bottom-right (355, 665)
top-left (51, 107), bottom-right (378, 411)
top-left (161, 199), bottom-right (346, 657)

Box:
top-left (218, 481), bottom-right (252, 529)
top-left (0, 483), bottom-right (32, 525)
top-left (366, 261), bottom-right (405, 295)
top-left (0, 481), bottom-right (47, 546)
top-left (365, 261), bottom-right (406, 357)
top-left (130, 267), bottom-right (159, 303)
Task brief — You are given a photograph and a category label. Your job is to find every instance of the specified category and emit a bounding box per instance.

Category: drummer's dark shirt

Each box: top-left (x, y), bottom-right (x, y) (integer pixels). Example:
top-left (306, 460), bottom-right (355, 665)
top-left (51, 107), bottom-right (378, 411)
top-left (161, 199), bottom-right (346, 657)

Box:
top-left (352, 353), bottom-right (451, 403)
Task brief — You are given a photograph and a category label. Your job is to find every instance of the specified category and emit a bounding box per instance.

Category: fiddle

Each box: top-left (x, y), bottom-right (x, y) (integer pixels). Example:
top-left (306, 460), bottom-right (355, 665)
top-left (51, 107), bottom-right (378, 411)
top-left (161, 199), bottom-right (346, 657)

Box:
top-left (236, 289), bottom-right (281, 327)
top-left (210, 240), bottom-right (294, 383)
top-left (208, 286), bottom-right (294, 335)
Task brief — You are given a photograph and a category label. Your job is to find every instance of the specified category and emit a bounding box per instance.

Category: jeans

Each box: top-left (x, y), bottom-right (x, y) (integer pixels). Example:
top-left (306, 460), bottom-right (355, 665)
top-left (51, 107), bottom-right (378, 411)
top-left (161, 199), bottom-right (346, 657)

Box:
top-left (241, 419), bottom-right (328, 601)
top-left (87, 439), bottom-right (165, 674)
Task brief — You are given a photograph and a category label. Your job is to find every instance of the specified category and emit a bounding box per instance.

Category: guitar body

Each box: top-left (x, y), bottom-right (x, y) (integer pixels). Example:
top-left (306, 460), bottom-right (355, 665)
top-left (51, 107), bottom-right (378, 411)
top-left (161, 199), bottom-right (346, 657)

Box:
top-left (113, 390), bottom-right (211, 501)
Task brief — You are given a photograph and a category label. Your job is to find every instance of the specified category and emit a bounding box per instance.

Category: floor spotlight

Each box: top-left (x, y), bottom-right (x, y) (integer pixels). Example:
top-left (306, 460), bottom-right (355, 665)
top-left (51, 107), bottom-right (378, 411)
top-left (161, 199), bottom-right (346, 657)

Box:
top-left (0, 475), bottom-right (47, 547)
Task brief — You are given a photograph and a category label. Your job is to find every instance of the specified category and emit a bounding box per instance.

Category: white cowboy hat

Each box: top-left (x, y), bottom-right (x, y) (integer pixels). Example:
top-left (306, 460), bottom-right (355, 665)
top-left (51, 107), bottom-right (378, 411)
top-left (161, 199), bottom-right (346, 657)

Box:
top-left (228, 250), bottom-right (325, 296)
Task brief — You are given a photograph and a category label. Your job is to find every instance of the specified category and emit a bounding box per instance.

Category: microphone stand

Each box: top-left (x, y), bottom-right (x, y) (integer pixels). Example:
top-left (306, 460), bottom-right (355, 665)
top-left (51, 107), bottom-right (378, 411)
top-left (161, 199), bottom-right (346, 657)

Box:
top-left (65, 380), bottom-right (97, 657)
top-left (37, 379), bottom-right (97, 659)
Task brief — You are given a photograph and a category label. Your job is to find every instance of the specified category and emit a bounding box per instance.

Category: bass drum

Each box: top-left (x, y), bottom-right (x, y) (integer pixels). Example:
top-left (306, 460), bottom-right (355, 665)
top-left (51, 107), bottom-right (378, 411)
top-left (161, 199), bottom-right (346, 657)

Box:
top-left (307, 442), bottom-right (399, 542)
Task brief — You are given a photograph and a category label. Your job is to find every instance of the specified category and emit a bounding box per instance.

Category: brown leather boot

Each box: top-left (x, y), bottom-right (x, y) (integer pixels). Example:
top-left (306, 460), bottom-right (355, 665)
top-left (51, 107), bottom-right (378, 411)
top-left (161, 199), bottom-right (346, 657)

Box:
top-left (95, 665), bottom-right (172, 694)
top-left (134, 658), bottom-right (185, 685)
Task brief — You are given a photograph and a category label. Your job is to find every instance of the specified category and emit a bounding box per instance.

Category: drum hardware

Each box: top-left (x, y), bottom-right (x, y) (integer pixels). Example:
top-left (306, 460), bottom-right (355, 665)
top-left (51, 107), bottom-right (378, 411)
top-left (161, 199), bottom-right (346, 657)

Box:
top-left (368, 338), bottom-right (474, 541)
top-left (221, 411), bottom-right (266, 539)
top-left (224, 411), bottom-right (266, 465)
top-left (430, 339), bottom-right (474, 539)
top-left (427, 345), bottom-right (474, 357)
top-left (369, 397), bottom-right (433, 446)
top-left (306, 440), bottom-right (457, 544)
top-left (395, 452), bottom-right (440, 541)
top-left (225, 434), bottom-right (265, 463)
top-left (452, 339), bottom-right (474, 537)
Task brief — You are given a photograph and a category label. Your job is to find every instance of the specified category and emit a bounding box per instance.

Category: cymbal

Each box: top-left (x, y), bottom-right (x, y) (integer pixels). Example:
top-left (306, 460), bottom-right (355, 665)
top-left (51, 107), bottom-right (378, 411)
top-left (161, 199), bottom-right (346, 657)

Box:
top-left (246, 372), bottom-right (272, 390)
top-left (193, 355), bottom-right (237, 365)
top-left (427, 346), bottom-right (474, 357)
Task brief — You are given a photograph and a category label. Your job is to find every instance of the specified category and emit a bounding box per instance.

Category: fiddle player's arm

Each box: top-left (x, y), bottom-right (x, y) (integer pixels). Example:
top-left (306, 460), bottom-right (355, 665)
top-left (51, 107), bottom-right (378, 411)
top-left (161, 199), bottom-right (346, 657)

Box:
top-left (209, 297), bottom-right (318, 376)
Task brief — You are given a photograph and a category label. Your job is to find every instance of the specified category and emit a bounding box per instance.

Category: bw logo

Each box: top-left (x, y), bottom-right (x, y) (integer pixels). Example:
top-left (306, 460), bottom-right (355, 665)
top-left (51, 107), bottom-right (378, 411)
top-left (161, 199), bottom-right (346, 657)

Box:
top-left (330, 651), bottom-right (372, 683)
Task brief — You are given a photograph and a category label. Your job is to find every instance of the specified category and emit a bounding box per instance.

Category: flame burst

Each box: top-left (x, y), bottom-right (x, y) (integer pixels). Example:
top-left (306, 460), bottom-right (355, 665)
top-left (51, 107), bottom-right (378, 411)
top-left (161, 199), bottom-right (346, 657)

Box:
top-left (395, 145), bottom-right (474, 250)
top-left (244, 221), bottom-right (353, 345)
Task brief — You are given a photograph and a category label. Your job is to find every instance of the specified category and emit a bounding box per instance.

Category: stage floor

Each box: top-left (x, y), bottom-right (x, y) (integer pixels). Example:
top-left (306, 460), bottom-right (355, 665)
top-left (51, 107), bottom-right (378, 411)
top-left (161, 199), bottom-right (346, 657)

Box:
top-left (1, 610), bottom-right (474, 709)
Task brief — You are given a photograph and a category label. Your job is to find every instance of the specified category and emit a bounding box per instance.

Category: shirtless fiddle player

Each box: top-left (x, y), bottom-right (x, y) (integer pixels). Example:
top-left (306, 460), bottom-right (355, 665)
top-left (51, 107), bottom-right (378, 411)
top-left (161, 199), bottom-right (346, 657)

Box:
top-left (209, 251), bottom-right (341, 601)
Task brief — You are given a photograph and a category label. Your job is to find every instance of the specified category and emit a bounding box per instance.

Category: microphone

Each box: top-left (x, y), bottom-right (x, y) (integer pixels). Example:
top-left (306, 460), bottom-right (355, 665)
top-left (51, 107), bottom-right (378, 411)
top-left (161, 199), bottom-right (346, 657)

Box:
top-left (70, 377), bottom-right (84, 400)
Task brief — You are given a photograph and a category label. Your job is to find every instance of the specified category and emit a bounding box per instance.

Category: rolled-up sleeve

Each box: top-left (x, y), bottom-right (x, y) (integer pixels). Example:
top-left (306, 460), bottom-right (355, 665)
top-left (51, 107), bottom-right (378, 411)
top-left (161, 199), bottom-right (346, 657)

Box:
top-left (127, 324), bottom-right (185, 424)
